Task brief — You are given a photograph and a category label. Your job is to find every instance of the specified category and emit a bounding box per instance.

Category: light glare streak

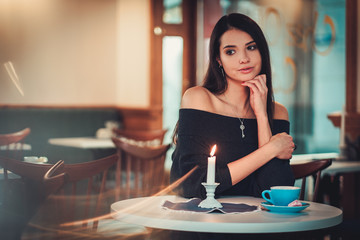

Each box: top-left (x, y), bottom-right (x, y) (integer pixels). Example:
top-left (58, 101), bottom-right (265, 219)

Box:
top-left (4, 61), bottom-right (24, 96)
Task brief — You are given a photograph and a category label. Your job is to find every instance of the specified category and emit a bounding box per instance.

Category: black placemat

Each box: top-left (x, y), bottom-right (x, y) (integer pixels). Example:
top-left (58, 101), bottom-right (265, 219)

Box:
top-left (162, 198), bottom-right (258, 214)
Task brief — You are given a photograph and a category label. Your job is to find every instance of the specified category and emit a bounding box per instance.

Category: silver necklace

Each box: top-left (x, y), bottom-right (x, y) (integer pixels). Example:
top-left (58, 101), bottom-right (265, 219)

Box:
top-left (223, 94), bottom-right (250, 138)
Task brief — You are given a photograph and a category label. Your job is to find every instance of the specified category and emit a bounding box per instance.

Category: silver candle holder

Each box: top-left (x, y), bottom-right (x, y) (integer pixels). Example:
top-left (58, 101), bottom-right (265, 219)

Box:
top-left (198, 182), bottom-right (223, 209)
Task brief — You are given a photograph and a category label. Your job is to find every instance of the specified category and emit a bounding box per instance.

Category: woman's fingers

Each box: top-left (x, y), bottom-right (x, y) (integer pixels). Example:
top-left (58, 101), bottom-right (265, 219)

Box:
top-left (242, 74), bottom-right (268, 116)
top-left (242, 75), bottom-right (267, 95)
top-left (256, 74), bottom-right (267, 89)
top-left (270, 133), bottom-right (295, 159)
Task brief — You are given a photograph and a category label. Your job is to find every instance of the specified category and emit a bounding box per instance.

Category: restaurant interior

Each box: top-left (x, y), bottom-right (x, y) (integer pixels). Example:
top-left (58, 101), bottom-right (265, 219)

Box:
top-left (0, 0), bottom-right (359, 239)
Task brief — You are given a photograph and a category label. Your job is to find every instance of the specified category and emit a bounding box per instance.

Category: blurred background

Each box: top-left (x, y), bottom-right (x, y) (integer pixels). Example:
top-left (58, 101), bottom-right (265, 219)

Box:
top-left (0, 0), bottom-right (357, 162)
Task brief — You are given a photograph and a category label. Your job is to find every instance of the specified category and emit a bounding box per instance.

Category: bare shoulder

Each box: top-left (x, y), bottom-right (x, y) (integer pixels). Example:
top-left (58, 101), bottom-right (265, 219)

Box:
top-left (273, 102), bottom-right (289, 121)
top-left (181, 86), bottom-right (213, 111)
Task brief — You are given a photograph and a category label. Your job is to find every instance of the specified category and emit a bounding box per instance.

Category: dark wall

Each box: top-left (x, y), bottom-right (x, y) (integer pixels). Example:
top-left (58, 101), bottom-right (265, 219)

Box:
top-left (0, 107), bottom-right (122, 163)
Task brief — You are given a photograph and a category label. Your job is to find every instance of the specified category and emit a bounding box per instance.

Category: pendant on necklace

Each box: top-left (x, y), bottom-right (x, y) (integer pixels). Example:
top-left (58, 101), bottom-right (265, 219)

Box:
top-left (240, 123), bottom-right (245, 138)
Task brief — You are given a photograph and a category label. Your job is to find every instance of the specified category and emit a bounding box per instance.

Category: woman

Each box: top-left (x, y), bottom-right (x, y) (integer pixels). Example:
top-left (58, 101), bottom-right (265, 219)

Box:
top-left (170, 13), bottom-right (296, 199)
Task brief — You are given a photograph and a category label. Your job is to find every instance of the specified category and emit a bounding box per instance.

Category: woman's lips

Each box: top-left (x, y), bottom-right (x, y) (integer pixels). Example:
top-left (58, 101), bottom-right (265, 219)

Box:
top-left (239, 67), bottom-right (253, 74)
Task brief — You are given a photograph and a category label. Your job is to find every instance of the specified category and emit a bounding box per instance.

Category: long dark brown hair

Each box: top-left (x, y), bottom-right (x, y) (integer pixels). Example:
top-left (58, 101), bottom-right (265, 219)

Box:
top-left (172, 13), bottom-right (275, 144)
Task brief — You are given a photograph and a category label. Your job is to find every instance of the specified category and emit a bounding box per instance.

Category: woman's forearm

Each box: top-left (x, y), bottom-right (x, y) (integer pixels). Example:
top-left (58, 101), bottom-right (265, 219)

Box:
top-left (228, 141), bottom-right (276, 185)
top-left (256, 114), bottom-right (272, 147)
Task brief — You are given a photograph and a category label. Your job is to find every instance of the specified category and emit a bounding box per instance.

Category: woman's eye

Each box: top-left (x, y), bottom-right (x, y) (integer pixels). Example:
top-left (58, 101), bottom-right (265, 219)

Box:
top-left (247, 44), bottom-right (257, 51)
top-left (225, 49), bottom-right (235, 55)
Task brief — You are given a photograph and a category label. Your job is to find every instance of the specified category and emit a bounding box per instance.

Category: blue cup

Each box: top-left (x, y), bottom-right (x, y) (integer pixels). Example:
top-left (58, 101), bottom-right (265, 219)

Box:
top-left (262, 186), bottom-right (300, 206)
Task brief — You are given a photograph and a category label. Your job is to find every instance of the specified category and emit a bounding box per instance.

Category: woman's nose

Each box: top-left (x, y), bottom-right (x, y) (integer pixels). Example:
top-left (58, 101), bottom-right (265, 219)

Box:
top-left (239, 53), bottom-right (250, 64)
top-left (240, 55), bottom-right (250, 63)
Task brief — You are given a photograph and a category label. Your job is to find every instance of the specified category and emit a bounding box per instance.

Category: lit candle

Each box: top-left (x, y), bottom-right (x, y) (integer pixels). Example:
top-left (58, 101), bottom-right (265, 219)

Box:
top-left (207, 145), bottom-right (217, 184)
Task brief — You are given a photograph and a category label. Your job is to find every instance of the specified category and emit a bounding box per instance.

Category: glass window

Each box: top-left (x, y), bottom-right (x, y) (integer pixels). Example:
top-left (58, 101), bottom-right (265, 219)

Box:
top-left (162, 36), bottom-right (183, 143)
top-left (163, 0), bottom-right (183, 24)
top-left (163, 36), bottom-right (183, 168)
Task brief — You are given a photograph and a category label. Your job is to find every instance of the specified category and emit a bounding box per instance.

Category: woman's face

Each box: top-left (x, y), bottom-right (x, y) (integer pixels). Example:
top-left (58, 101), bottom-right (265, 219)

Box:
top-left (218, 29), bottom-right (262, 83)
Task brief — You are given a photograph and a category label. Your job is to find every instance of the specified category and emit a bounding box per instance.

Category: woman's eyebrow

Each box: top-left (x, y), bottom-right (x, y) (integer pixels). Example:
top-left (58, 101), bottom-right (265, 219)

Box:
top-left (223, 41), bottom-right (255, 49)
top-left (223, 45), bottom-right (236, 49)
top-left (245, 41), bottom-right (256, 46)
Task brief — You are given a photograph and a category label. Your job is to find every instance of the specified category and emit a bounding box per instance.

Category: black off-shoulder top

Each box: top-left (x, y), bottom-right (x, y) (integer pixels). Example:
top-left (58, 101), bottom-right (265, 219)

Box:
top-left (170, 109), bottom-right (294, 199)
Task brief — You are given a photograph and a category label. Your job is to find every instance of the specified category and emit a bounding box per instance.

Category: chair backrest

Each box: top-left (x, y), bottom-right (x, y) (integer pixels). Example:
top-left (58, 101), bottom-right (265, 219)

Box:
top-left (0, 128), bottom-right (31, 159)
top-left (0, 156), bottom-right (52, 182)
top-left (112, 137), bottom-right (171, 200)
top-left (112, 128), bottom-right (167, 145)
top-left (291, 158), bottom-right (332, 202)
top-left (33, 154), bottom-right (118, 235)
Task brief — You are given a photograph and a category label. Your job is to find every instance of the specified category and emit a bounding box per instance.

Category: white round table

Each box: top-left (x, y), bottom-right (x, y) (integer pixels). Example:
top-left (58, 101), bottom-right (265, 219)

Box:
top-left (111, 195), bottom-right (342, 234)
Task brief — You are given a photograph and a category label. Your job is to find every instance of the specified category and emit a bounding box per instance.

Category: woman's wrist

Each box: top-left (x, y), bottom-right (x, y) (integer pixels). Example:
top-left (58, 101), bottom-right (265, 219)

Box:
top-left (262, 140), bottom-right (278, 160)
top-left (255, 111), bottom-right (268, 122)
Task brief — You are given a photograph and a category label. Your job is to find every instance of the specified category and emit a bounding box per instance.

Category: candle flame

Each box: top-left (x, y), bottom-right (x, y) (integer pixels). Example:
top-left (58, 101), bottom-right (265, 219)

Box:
top-left (210, 144), bottom-right (217, 156)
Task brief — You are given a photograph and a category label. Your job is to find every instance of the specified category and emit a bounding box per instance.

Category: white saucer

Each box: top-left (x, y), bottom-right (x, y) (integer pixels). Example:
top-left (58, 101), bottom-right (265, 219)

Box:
top-left (261, 202), bottom-right (310, 213)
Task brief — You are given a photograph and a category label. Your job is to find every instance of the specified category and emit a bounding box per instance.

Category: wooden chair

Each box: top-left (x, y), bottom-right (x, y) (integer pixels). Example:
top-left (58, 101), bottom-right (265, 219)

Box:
top-left (112, 137), bottom-right (171, 200)
top-left (291, 158), bottom-right (332, 202)
top-left (112, 128), bottom-right (168, 145)
top-left (0, 128), bottom-right (31, 159)
top-left (0, 156), bottom-right (54, 216)
top-left (0, 156), bottom-right (55, 240)
top-left (24, 154), bottom-right (149, 240)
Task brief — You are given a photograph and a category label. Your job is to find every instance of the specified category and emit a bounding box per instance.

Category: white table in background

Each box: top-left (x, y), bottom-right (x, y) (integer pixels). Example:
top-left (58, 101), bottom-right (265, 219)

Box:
top-left (0, 143), bottom-right (32, 151)
top-left (291, 152), bottom-right (360, 176)
top-left (323, 161), bottom-right (360, 175)
top-left (48, 137), bottom-right (115, 149)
